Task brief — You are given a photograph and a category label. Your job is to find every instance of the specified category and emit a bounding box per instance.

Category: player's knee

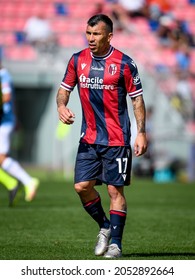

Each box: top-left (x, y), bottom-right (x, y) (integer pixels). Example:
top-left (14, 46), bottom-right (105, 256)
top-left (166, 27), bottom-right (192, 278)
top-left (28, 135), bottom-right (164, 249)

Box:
top-left (0, 154), bottom-right (7, 165)
top-left (74, 182), bottom-right (88, 195)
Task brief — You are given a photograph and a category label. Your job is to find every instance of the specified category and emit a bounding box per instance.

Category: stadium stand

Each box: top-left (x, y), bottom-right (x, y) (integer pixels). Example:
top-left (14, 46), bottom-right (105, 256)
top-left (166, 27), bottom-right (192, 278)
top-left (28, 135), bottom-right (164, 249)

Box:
top-left (0, 1), bottom-right (194, 60)
top-left (0, 0), bottom-right (193, 94)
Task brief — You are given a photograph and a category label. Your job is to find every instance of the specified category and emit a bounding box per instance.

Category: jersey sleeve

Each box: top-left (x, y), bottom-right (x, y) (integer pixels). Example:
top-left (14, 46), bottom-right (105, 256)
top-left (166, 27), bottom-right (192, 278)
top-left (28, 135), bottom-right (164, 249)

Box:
top-left (124, 58), bottom-right (143, 98)
top-left (60, 55), bottom-right (77, 92)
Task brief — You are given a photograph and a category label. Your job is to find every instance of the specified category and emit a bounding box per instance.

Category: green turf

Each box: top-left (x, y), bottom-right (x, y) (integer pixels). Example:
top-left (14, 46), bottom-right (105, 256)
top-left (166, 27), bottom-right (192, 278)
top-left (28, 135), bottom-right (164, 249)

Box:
top-left (0, 177), bottom-right (195, 260)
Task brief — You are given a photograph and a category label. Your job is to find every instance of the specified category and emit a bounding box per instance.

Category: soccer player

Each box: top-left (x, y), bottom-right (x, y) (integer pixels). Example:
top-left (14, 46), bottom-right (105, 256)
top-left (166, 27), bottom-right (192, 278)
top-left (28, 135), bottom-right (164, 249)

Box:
top-left (0, 69), bottom-right (3, 123)
top-left (0, 65), bottom-right (21, 206)
top-left (56, 14), bottom-right (147, 258)
top-left (0, 61), bottom-right (40, 205)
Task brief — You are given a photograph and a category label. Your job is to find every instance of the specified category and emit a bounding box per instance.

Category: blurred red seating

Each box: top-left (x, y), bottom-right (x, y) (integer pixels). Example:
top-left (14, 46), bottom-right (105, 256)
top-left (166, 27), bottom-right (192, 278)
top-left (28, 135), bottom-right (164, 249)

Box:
top-left (0, 32), bottom-right (15, 46)
top-left (5, 45), bottom-right (38, 61)
top-left (0, 18), bottom-right (26, 31)
top-left (57, 33), bottom-right (86, 48)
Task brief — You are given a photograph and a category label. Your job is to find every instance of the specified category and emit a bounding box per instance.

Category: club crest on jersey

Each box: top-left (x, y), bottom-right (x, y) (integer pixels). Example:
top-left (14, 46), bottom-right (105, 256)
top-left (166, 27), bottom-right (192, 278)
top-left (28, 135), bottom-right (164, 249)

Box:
top-left (108, 64), bottom-right (117, 75)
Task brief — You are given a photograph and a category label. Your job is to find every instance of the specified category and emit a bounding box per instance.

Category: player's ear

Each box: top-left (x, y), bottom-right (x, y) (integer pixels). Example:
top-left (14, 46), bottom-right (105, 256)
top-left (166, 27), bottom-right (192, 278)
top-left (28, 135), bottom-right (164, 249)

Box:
top-left (108, 32), bottom-right (113, 42)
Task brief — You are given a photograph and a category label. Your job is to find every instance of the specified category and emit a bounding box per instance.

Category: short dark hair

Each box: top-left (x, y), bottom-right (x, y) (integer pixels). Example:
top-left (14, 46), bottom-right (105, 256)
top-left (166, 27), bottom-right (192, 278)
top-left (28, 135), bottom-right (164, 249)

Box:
top-left (87, 14), bottom-right (113, 33)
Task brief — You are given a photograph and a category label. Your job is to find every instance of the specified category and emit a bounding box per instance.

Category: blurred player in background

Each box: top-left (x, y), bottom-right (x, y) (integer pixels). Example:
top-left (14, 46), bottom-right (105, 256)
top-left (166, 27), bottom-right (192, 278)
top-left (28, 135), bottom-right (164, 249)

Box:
top-left (0, 60), bottom-right (40, 206)
top-left (0, 67), bottom-right (2, 123)
top-left (56, 14), bottom-right (147, 258)
top-left (0, 61), bottom-right (19, 205)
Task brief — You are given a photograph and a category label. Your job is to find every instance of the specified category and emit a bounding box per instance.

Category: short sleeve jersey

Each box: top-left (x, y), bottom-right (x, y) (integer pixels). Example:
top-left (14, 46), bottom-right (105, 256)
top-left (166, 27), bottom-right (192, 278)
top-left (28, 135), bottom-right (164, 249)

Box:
top-left (61, 46), bottom-right (143, 146)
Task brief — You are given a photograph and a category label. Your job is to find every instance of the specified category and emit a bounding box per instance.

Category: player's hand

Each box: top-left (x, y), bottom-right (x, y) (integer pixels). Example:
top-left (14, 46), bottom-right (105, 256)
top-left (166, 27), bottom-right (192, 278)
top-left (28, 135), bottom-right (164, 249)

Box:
top-left (58, 105), bottom-right (75, 125)
top-left (134, 133), bottom-right (147, 157)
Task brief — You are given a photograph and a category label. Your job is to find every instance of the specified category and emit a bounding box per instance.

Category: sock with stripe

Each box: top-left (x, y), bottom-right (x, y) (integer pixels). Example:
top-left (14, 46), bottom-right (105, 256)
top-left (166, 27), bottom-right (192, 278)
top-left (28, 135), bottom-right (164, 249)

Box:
top-left (83, 196), bottom-right (110, 229)
top-left (110, 209), bottom-right (127, 250)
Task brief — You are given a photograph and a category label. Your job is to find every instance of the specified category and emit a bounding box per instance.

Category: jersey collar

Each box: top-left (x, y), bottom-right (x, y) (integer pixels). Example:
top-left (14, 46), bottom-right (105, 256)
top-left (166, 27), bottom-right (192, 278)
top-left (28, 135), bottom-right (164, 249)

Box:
top-left (90, 46), bottom-right (114, 60)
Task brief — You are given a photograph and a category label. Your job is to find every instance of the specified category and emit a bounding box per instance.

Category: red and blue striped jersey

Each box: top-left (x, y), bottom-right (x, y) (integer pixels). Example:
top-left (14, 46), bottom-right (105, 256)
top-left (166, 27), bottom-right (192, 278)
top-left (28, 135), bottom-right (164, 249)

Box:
top-left (61, 46), bottom-right (143, 146)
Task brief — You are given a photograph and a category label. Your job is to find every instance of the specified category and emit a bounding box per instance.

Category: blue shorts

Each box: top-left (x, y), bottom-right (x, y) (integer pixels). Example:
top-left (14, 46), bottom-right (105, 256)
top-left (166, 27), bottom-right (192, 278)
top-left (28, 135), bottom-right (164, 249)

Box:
top-left (74, 143), bottom-right (132, 186)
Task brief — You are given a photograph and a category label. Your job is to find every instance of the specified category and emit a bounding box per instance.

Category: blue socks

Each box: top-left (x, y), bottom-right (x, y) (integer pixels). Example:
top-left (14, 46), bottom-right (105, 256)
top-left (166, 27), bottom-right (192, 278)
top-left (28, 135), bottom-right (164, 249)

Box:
top-left (83, 196), bottom-right (110, 229)
top-left (83, 197), bottom-right (127, 250)
top-left (110, 210), bottom-right (127, 250)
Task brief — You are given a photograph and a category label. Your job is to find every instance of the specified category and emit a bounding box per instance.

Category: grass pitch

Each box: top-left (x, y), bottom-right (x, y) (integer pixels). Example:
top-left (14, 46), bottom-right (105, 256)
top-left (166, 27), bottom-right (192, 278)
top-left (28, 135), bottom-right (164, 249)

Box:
top-left (0, 175), bottom-right (195, 260)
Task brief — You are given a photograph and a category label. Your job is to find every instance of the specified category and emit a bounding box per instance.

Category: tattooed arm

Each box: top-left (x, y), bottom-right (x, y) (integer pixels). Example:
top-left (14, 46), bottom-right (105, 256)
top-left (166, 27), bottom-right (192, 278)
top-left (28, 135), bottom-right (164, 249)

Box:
top-left (131, 95), bottom-right (147, 157)
top-left (56, 87), bottom-right (75, 125)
